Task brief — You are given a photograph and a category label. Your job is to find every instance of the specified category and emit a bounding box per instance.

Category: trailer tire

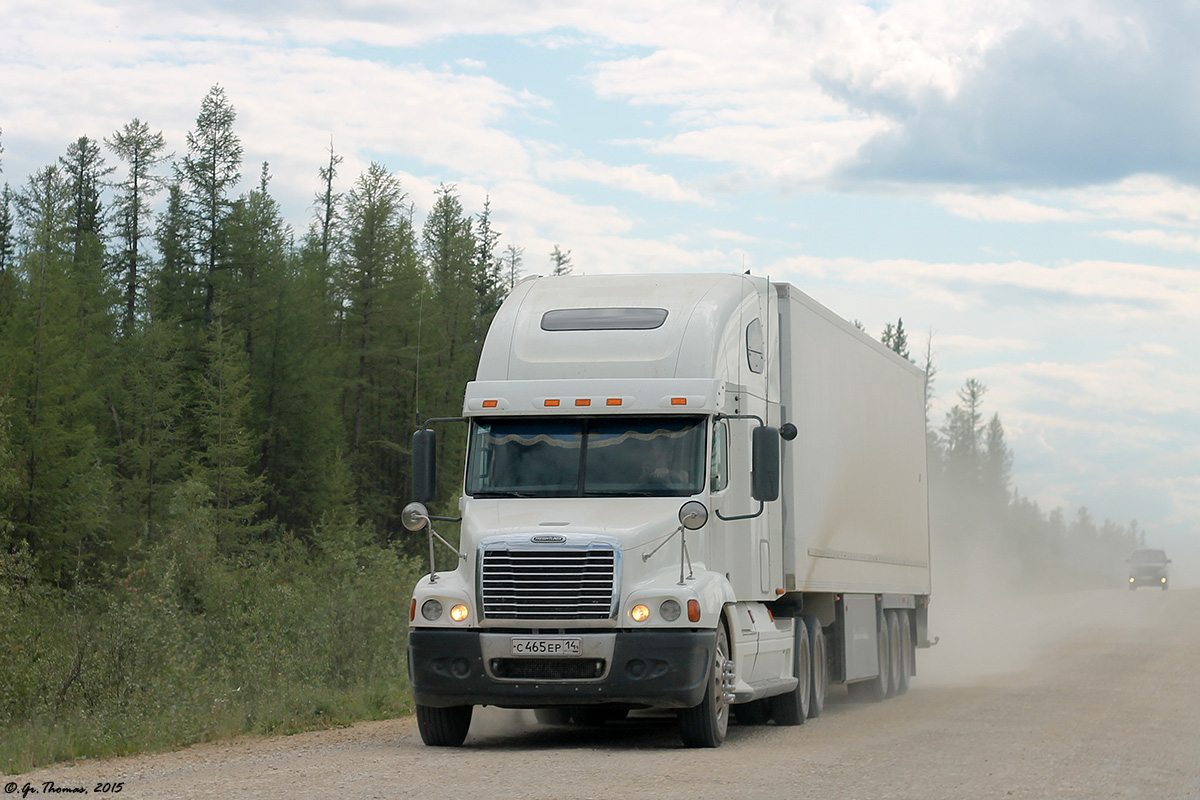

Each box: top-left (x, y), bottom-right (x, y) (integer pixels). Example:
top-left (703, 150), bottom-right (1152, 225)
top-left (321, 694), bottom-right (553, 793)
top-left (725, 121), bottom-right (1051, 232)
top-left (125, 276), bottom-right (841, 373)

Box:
top-left (886, 611), bottom-right (902, 698)
top-left (894, 611), bottom-right (912, 696)
top-left (804, 614), bottom-right (827, 719)
top-left (416, 704), bottom-right (473, 747)
top-left (679, 621), bottom-right (731, 747)
top-left (769, 617), bottom-right (811, 725)
top-left (849, 613), bottom-right (890, 703)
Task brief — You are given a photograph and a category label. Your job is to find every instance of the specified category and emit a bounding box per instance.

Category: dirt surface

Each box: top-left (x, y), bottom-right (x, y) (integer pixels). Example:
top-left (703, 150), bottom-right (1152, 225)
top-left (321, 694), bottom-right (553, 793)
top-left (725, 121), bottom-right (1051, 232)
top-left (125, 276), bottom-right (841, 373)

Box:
top-left (13, 586), bottom-right (1200, 799)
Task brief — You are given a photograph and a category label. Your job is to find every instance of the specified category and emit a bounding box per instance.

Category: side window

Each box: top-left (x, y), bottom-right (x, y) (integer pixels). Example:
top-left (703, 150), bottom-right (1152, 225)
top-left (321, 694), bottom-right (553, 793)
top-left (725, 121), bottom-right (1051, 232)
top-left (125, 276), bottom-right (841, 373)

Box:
top-left (710, 420), bottom-right (729, 493)
top-left (746, 319), bottom-right (764, 374)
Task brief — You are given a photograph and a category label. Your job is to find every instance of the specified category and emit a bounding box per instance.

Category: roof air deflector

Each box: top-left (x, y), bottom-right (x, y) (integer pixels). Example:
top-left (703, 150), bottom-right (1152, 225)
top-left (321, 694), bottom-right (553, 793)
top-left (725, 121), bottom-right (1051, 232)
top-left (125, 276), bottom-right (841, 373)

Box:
top-left (541, 307), bottom-right (669, 331)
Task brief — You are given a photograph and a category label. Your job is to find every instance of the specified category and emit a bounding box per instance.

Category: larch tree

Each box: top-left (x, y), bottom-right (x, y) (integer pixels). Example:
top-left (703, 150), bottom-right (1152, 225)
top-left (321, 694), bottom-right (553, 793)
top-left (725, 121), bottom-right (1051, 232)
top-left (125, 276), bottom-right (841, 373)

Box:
top-left (11, 165), bottom-right (116, 583)
top-left (106, 118), bottom-right (168, 335)
top-left (549, 244), bottom-right (572, 276)
top-left (190, 311), bottom-right (267, 549)
top-left (179, 85), bottom-right (243, 327)
top-left (338, 162), bottom-right (421, 533)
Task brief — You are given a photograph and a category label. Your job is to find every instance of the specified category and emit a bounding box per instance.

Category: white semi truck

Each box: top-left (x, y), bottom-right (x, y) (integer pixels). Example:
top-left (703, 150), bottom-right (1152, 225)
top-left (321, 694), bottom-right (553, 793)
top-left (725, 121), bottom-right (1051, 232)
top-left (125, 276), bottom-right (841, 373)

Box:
top-left (403, 272), bottom-right (932, 748)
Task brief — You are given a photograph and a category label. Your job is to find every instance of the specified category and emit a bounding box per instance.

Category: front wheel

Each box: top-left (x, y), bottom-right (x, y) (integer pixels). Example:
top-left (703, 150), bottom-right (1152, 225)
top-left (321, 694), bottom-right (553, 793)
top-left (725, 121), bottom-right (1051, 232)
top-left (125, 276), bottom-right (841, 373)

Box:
top-left (679, 622), bottom-right (731, 747)
top-left (416, 704), bottom-right (473, 747)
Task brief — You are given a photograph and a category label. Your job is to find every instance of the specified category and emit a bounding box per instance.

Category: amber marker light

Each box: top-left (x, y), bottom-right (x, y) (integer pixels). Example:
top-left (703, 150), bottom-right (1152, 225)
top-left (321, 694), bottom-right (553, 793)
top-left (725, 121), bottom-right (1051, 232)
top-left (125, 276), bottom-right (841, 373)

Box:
top-left (631, 604), bottom-right (650, 622)
top-left (687, 599), bottom-right (701, 623)
top-left (671, 397), bottom-right (687, 406)
top-left (450, 604), bottom-right (469, 622)
top-left (409, 598), bottom-right (416, 622)
top-left (575, 398), bottom-right (591, 407)
top-left (482, 400), bottom-right (498, 408)
top-left (544, 399), bottom-right (560, 407)
top-left (606, 398), bottom-right (622, 406)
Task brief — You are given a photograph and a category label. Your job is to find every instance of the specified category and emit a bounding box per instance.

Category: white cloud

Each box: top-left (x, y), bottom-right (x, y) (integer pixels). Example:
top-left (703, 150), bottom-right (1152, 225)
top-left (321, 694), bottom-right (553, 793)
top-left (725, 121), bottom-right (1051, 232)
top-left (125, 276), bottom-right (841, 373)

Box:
top-left (934, 334), bottom-right (1043, 355)
top-left (934, 192), bottom-right (1086, 223)
top-left (772, 254), bottom-right (1200, 320)
top-left (1100, 229), bottom-right (1200, 253)
top-left (536, 158), bottom-right (706, 204)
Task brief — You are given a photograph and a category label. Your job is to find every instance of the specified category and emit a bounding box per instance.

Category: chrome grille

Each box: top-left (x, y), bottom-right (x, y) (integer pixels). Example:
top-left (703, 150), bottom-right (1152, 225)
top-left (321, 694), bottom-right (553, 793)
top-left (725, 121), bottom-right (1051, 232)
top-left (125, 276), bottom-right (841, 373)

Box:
top-left (480, 545), bottom-right (617, 620)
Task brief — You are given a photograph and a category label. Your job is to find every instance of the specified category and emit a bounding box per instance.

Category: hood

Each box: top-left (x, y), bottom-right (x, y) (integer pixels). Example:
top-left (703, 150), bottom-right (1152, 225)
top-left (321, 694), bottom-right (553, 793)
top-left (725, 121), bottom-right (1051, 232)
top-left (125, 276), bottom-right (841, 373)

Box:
top-left (461, 496), bottom-right (692, 546)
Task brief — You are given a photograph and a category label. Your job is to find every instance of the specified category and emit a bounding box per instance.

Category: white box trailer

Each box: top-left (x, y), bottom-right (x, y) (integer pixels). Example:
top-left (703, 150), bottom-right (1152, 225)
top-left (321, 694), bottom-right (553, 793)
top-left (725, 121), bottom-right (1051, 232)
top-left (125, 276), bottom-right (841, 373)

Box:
top-left (404, 273), bottom-right (931, 747)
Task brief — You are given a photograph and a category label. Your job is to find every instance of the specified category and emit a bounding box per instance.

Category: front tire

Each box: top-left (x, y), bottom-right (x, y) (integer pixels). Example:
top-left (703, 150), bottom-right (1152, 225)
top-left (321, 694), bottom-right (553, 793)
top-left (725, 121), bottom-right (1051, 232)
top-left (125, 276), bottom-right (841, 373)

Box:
top-left (416, 704), bottom-right (473, 747)
top-left (679, 621), bottom-right (731, 747)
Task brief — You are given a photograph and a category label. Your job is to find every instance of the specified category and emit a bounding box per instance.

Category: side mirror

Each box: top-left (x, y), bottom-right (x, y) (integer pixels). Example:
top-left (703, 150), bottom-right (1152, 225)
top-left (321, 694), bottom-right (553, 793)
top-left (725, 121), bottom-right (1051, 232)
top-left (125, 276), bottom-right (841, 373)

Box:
top-left (412, 428), bottom-right (438, 503)
top-left (401, 501), bottom-right (430, 532)
top-left (679, 501), bottom-right (709, 530)
top-left (751, 425), bottom-right (780, 502)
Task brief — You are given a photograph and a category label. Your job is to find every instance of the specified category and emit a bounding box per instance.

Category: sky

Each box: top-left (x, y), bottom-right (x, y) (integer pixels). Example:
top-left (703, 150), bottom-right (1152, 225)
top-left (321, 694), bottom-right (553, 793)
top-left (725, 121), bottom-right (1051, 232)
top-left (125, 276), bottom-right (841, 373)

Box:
top-left (2, 0), bottom-right (1197, 566)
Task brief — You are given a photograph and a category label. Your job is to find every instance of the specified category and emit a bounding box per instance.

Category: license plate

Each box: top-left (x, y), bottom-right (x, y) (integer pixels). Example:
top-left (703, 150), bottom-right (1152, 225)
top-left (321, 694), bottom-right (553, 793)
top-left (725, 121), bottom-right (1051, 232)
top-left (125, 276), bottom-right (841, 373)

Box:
top-left (510, 636), bottom-right (582, 656)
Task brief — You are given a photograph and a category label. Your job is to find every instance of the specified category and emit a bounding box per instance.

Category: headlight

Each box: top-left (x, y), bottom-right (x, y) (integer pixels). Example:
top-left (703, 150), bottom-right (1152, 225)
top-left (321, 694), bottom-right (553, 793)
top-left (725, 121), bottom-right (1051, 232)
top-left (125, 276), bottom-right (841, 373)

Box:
top-left (450, 604), bottom-right (469, 622)
top-left (631, 604), bottom-right (650, 622)
top-left (660, 599), bottom-right (682, 622)
top-left (421, 599), bottom-right (444, 621)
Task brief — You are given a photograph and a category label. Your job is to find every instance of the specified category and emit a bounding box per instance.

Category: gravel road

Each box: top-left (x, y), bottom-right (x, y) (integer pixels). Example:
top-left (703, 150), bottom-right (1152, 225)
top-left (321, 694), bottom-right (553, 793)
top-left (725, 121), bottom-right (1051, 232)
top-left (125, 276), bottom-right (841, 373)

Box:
top-left (14, 586), bottom-right (1200, 799)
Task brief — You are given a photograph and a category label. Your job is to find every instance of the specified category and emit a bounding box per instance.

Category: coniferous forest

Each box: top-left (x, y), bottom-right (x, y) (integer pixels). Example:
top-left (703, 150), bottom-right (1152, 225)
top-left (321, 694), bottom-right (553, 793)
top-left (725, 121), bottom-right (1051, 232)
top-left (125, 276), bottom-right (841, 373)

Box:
top-left (0, 86), bottom-right (1142, 772)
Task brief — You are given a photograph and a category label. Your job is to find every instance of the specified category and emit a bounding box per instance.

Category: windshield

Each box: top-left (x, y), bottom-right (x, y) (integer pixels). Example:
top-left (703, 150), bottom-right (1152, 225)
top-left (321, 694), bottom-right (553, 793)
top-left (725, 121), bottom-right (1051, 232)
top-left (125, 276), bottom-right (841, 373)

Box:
top-left (1131, 549), bottom-right (1167, 564)
top-left (466, 416), bottom-right (706, 498)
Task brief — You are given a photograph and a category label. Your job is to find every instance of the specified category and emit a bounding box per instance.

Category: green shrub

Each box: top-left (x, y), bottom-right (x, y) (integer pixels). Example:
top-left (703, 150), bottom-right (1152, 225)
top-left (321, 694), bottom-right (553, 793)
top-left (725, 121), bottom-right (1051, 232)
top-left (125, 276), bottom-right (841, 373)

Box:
top-left (0, 503), bottom-right (421, 774)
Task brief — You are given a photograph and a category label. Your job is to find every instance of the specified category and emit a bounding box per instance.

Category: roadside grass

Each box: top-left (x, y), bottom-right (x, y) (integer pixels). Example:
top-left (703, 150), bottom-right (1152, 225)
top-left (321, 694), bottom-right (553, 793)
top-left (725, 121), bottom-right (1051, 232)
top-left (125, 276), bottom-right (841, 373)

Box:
top-left (1, 512), bottom-right (421, 775)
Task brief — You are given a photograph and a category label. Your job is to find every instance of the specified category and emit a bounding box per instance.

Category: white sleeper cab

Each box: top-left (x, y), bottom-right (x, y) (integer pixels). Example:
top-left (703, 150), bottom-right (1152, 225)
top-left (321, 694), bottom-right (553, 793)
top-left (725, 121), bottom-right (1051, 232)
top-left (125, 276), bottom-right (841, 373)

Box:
top-left (403, 273), bottom-right (932, 748)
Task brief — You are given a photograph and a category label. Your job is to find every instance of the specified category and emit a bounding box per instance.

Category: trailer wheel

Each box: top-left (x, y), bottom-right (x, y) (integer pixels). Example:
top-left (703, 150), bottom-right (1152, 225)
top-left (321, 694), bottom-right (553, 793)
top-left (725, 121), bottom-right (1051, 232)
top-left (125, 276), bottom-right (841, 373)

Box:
top-left (804, 614), bottom-right (827, 719)
top-left (849, 613), bottom-right (890, 703)
top-left (894, 611), bottom-right (912, 696)
top-left (770, 617), bottom-right (811, 725)
top-left (416, 704), bottom-right (473, 747)
top-left (679, 621), bottom-right (731, 747)
top-left (886, 611), bottom-right (902, 697)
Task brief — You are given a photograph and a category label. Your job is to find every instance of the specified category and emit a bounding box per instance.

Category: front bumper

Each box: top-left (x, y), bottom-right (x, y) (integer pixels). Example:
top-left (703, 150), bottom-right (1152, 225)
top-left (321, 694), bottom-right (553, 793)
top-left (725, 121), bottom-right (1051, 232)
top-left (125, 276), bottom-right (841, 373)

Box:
top-left (408, 628), bottom-right (716, 709)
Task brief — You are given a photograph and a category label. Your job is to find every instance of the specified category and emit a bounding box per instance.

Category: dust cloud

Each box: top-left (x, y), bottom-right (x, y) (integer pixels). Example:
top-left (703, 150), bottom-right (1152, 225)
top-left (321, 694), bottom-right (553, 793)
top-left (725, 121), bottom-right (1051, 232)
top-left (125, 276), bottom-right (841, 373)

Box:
top-left (917, 521), bottom-right (1190, 689)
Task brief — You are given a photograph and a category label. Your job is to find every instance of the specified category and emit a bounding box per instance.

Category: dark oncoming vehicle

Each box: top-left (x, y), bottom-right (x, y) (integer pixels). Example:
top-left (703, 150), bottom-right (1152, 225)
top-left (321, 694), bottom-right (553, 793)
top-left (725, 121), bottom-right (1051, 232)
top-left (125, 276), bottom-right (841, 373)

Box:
top-left (1128, 548), bottom-right (1171, 590)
